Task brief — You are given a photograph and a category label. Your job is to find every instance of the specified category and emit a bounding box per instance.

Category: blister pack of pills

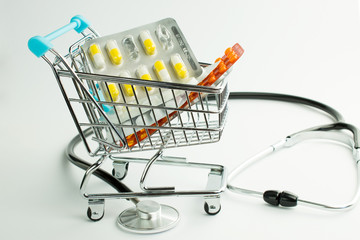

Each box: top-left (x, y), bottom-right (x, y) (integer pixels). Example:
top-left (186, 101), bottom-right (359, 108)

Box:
top-left (81, 18), bottom-right (204, 126)
top-left (125, 43), bottom-right (245, 147)
top-left (83, 18), bottom-right (202, 80)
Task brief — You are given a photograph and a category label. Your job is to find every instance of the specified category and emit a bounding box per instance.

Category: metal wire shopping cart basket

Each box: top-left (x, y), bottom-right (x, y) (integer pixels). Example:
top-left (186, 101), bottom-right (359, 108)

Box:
top-left (29, 15), bottom-right (230, 232)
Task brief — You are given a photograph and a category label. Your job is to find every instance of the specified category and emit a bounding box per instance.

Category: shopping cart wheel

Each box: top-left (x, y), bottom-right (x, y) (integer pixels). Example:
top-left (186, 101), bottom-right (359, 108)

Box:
top-left (87, 199), bottom-right (105, 221)
top-left (204, 197), bottom-right (221, 215)
top-left (112, 161), bottom-right (129, 180)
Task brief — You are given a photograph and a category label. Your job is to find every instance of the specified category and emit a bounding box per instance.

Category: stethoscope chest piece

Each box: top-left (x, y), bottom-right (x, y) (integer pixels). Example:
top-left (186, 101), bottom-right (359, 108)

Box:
top-left (117, 200), bottom-right (180, 233)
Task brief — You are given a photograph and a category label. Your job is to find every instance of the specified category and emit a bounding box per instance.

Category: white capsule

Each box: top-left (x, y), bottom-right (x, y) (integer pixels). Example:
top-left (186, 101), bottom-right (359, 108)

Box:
top-left (136, 65), bottom-right (152, 80)
top-left (153, 60), bottom-right (171, 82)
top-left (105, 40), bottom-right (122, 65)
top-left (170, 54), bottom-right (188, 80)
top-left (139, 31), bottom-right (156, 55)
top-left (88, 43), bottom-right (105, 69)
top-left (107, 83), bottom-right (120, 102)
top-left (119, 71), bottom-right (136, 97)
top-left (136, 65), bottom-right (153, 91)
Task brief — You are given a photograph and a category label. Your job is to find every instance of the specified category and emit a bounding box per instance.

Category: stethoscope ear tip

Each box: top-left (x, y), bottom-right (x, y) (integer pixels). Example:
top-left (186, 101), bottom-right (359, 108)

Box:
top-left (263, 190), bottom-right (298, 207)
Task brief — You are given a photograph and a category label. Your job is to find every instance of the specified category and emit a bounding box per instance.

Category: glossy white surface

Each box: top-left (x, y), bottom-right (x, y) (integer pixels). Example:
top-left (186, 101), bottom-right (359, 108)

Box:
top-left (1, 0), bottom-right (360, 239)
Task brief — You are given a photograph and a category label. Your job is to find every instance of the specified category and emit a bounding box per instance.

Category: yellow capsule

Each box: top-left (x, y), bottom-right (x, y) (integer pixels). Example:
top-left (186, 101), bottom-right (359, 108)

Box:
top-left (136, 65), bottom-right (153, 91)
top-left (108, 83), bottom-right (120, 101)
top-left (154, 60), bottom-right (171, 82)
top-left (105, 40), bottom-right (122, 65)
top-left (171, 54), bottom-right (188, 80)
top-left (140, 31), bottom-right (156, 55)
top-left (88, 43), bottom-right (105, 69)
top-left (141, 74), bottom-right (151, 80)
top-left (89, 44), bottom-right (101, 54)
top-left (154, 60), bottom-right (165, 71)
top-left (119, 71), bottom-right (136, 97)
top-left (174, 63), bottom-right (187, 79)
top-left (123, 84), bottom-right (135, 97)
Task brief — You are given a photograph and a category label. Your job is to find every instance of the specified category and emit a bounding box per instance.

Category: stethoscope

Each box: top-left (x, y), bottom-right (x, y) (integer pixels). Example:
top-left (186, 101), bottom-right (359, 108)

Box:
top-left (67, 92), bottom-right (360, 211)
top-left (226, 92), bottom-right (360, 210)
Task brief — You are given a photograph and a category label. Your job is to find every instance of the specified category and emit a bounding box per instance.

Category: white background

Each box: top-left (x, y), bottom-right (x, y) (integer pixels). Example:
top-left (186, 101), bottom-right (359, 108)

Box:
top-left (1, 0), bottom-right (360, 239)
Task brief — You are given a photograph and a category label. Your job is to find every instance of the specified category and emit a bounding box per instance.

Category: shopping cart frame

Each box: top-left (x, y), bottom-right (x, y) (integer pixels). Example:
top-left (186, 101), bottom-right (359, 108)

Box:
top-left (29, 15), bottom-right (229, 225)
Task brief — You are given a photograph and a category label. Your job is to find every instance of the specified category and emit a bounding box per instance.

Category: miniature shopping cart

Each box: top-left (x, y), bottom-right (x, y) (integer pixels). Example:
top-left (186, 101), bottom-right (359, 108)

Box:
top-left (28, 15), bottom-right (235, 233)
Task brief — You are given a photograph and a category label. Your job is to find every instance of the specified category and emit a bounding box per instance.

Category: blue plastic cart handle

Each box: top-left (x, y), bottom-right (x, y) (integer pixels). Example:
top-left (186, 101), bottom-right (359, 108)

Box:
top-left (28, 15), bottom-right (90, 57)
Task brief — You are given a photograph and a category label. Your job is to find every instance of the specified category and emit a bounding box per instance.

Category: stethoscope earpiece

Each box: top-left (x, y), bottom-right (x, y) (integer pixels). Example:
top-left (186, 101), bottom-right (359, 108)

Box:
top-left (227, 122), bottom-right (360, 211)
top-left (263, 190), bottom-right (298, 207)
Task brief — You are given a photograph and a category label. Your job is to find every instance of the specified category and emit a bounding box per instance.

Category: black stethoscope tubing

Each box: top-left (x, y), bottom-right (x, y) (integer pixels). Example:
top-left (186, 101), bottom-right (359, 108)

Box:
top-left (66, 91), bottom-right (351, 208)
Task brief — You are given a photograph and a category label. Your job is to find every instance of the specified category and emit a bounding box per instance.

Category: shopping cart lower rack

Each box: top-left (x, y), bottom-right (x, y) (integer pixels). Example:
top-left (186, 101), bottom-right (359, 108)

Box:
top-left (28, 15), bottom-right (237, 233)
